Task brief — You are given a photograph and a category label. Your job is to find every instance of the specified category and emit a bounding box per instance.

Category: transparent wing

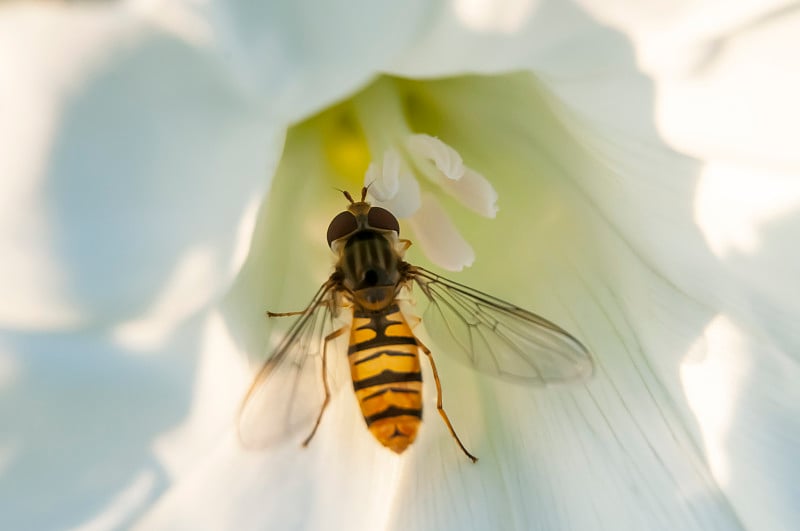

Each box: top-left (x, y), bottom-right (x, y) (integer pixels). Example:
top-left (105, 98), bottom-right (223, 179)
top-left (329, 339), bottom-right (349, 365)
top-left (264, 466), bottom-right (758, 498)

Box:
top-left (407, 266), bottom-right (593, 385)
top-left (238, 280), bottom-right (350, 449)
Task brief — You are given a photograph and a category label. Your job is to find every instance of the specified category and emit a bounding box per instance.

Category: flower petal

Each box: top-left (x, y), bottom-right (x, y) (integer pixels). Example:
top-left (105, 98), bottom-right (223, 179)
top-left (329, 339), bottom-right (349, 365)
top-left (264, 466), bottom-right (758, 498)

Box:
top-left (391, 72), bottom-right (775, 529)
top-left (204, 1), bottom-right (434, 121)
top-left (0, 4), bottom-right (280, 326)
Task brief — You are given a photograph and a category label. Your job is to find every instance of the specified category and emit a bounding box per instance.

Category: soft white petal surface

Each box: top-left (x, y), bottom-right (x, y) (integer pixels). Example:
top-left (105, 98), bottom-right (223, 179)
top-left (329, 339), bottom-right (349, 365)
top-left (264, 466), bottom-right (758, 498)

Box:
top-left (387, 8), bottom-right (800, 528)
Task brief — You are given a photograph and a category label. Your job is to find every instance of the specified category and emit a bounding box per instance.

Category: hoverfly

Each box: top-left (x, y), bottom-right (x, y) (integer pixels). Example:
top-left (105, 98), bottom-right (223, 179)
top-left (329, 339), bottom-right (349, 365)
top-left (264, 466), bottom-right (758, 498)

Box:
top-left (238, 187), bottom-right (593, 462)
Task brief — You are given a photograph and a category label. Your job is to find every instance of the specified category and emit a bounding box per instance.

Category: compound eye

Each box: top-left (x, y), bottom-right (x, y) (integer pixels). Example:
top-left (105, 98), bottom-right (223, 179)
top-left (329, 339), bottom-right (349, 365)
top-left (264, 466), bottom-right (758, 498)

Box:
top-left (367, 207), bottom-right (400, 234)
top-left (327, 211), bottom-right (358, 246)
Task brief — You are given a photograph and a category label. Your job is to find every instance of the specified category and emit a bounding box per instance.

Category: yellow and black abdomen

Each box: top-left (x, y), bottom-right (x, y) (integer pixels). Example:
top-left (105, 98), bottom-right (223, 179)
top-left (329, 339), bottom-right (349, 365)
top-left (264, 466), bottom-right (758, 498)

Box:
top-left (349, 304), bottom-right (422, 454)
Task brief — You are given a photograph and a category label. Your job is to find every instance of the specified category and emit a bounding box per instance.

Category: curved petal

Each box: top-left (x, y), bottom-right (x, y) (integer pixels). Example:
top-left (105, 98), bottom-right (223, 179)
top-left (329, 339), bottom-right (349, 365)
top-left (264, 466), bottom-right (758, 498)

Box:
top-left (0, 4), bottom-right (278, 325)
top-left (203, 0), bottom-right (434, 121)
top-left (388, 6), bottom-right (800, 527)
top-left (400, 71), bottom-right (800, 529)
top-left (391, 75), bottom-right (741, 529)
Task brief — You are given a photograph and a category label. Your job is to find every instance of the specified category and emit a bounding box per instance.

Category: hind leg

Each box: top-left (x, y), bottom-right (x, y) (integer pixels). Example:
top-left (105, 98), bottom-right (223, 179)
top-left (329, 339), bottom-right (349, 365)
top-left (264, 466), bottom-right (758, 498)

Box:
top-left (302, 326), bottom-right (347, 447)
top-left (416, 337), bottom-right (478, 463)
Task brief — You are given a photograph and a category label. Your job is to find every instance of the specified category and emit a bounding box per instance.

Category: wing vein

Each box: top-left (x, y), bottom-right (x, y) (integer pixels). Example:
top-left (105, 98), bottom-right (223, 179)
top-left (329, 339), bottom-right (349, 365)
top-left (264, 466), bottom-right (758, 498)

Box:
top-left (407, 266), bottom-right (593, 385)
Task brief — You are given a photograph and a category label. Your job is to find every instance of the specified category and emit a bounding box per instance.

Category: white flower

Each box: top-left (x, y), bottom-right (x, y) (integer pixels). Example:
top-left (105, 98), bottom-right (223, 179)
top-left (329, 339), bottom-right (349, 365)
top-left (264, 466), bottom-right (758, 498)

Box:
top-left (2, 2), bottom-right (799, 531)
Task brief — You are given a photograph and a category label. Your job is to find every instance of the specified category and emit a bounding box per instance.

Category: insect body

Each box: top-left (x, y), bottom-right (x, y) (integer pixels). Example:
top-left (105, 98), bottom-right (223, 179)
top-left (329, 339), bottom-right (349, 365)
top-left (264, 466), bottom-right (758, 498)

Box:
top-left (349, 304), bottom-right (422, 454)
top-left (238, 188), bottom-right (594, 462)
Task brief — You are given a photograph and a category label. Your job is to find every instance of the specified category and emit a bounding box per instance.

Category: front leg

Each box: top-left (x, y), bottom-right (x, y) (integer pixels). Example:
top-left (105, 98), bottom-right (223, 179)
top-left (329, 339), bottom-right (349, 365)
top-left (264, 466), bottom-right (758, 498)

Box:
top-left (268, 284), bottom-right (350, 319)
top-left (267, 310), bottom-right (307, 317)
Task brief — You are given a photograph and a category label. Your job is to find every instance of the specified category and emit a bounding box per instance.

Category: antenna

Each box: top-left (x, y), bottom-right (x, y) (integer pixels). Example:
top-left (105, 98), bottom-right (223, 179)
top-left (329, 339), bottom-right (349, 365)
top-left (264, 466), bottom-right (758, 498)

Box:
top-left (362, 181), bottom-right (375, 201)
top-left (334, 188), bottom-right (355, 204)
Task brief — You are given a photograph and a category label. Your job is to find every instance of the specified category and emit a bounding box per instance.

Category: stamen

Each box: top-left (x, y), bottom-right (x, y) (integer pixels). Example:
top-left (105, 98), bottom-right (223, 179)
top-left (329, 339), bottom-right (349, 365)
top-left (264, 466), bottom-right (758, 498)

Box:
top-left (365, 149), bottom-right (421, 218)
top-left (406, 194), bottom-right (475, 271)
top-left (365, 149), bottom-right (401, 201)
top-left (406, 134), bottom-right (498, 218)
top-left (440, 167), bottom-right (499, 218)
top-left (352, 78), bottom-right (497, 270)
top-left (406, 134), bottom-right (464, 180)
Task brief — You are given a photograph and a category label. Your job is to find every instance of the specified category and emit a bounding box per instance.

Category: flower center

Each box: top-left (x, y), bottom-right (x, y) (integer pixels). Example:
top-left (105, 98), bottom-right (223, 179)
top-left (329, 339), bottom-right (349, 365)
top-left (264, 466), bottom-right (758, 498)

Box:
top-left (329, 77), bottom-right (499, 271)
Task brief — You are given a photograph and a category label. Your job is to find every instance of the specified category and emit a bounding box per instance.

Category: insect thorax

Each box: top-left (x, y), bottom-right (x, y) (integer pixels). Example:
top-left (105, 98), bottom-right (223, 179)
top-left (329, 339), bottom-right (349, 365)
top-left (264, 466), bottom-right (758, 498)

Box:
top-left (338, 230), bottom-right (401, 311)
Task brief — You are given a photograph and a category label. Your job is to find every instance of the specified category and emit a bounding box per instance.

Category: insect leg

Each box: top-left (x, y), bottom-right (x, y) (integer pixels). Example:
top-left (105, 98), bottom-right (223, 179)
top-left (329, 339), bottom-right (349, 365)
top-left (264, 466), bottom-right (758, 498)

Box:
top-left (302, 325), bottom-right (348, 447)
top-left (267, 302), bottom-right (327, 318)
top-left (266, 310), bottom-right (307, 318)
top-left (416, 337), bottom-right (478, 463)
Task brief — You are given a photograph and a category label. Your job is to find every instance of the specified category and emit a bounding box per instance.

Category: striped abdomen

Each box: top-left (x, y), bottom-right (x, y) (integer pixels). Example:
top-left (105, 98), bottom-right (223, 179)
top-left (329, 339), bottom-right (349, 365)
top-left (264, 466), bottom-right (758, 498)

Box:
top-left (349, 304), bottom-right (422, 454)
